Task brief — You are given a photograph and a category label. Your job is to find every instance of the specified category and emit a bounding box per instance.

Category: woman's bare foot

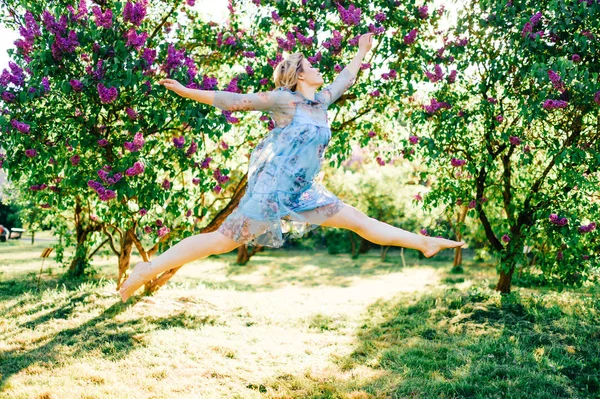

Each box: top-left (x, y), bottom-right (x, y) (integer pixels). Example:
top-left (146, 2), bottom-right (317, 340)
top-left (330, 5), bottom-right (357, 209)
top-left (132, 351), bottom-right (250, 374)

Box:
top-left (422, 237), bottom-right (465, 258)
top-left (118, 261), bottom-right (155, 303)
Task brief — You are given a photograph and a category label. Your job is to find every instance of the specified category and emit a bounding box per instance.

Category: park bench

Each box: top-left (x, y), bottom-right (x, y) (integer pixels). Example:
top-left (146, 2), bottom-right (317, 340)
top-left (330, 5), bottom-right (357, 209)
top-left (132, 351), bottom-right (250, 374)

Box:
top-left (9, 227), bottom-right (26, 239)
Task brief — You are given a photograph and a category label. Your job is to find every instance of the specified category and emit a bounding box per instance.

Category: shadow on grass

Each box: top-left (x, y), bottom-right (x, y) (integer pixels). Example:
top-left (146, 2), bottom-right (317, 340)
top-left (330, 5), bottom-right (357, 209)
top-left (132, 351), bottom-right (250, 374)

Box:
top-left (213, 248), bottom-right (460, 291)
top-left (0, 275), bottom-right (223, 392)
top-left (251, 281), bottom-right (600, 398)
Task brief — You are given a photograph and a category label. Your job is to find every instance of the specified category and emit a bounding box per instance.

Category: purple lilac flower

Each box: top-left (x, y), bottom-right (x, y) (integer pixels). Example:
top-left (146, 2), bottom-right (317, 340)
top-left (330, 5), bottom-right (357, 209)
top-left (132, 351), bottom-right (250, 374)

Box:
top-left (2, 91), bottom-right (15, 102)
top-left (259, 78), bottom-right (269, 85)
top-left (277, 31), bottom-right (297, 51)
top-left (360, 63), bottom-right (371, 70)
top-left (125, 28), bottom-right (148, 50)
top-left (572, 54), bottom-right (581, 63)
top-left (414, 193), bottom-right (423, 201)
top-left (25, 149), bottom-right (37, 157)
top-left (271, 11), bottom-right (282, 23)
top-left (447, 70), bottom-right (457, 83)
top-left (97, 139), bottom-right (108, 147)
top-left (97, 83), bottom-right (118, 103)
top-left (409, 135), bottom-right (419, 144)
top-left (423, 98), bottom-right (451, 114)
top-left (213, 185), bottom-right (222, 194)
top-left (242, 51), bottom-right (256, 58)
top-left (200, 157), bottom-right (212, 169)
top-left (556, 251), bottom-right (563, 260)
top-left (186, 141), bottom-right (198, 157)
top-left (468, 200), bottom-right (476, 209)
top-left (368, 131), bottom-right (376, 138)
top-left (334, 64), bottom-right (343, 72)
top-left (496, 115), bottom-right (504, 122)
top-left (370, 89), bottom-right (381, 97)
top-left (163, 43), bottom-right (186, 77)
top-left (125, 107), bottom-right (139, 120)
top-left (173, 136), bottom-right (185, 148)
top-left (502, 234), bottom-right (511, 243)
top-left (123, 1), bottom-right (148, 26)
top-left (403, 29), bottom-right (418, 45)
top-left (542, 99), bottom-right (568, 109)
top-left (578, 222), bottom-right (596, 233)
top-left (192, 177), bottom-right (201, 185)
top-left (142, 47), bottom-right (156, 69)
top-left (11, 119), bottom-right (30, 134)
top-left (157, 226), bottom-right (170, 237)
top-left (70, 155), bottom-right (80, 166)
top-left (368, 23), bottom-right (385, 35)
top-left (548, 70), bottom-right (566, 92)
top-left (594, 91), bottom-right (600, 105)
top-left (139, 208), bottom-right (147, 216)
top-left (0, 154), bottom-right (5, 169)
top-left (418, 5), bottom-right (429, 19)
top-left (420, 229), bottom-right (429, 236)
top-left (144, 225), bottom-right (152, 233)
top-left (156, 219), bottom-right (163, 227)
top-left (451, 158), bottom-right (466, 167)
top-left (509, 136), bottom-right (522, 145)
top-left (124, 132), bottom-right (145, 152)
top-left (125, 161), bottom-right (145, 176)
top-left (307, 52), bottom-right (322, 64)
top-left (245, 65), bottom-right (254, 76)
top-left (70, 79), bottom-right (84, 92)
top-left (530, 11), bottom-right (542, 26)
top-left (337, 3), bottom-right (361, 26)
top-left (162, 179), bottom-right (171, 190)
top-left (92, 6), bottom-right (113, 29)
top-left (375, 12), bottom-right (386, 22)
top-left (66, 0), bottom-right (88, 21)
top-left (425, 64), bottom-right (444, 82)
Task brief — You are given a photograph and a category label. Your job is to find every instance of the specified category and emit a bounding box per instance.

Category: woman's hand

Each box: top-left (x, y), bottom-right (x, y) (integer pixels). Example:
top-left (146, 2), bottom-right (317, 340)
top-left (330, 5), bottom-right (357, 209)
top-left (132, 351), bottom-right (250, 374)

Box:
top-left (157, 78), bottom-right (187, 97)
top-left (358, 32), bottom-right (374, 54)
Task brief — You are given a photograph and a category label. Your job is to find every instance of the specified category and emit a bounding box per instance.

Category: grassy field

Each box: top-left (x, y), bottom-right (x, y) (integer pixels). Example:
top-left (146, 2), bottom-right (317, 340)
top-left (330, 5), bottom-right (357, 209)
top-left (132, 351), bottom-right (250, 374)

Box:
top-left (0, 237), bottom-right (599, 399)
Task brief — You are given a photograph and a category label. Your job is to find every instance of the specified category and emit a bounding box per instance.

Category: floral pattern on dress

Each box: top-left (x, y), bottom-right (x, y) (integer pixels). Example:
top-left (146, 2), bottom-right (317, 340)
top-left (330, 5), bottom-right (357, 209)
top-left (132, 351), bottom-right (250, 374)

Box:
top-left (213, 68), bottom-right (356, 247)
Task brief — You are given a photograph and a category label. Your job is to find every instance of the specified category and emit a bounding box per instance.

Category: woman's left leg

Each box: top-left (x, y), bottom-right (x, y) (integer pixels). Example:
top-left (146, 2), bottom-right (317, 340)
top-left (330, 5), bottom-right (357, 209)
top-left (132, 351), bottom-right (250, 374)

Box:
top-left (320, 202), bottom-right (464, 258)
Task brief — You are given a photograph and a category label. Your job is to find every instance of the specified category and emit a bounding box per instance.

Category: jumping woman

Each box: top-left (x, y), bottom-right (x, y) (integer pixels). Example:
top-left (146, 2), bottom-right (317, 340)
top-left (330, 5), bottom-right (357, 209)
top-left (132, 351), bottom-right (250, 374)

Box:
top-left (119, 32), bottom-right (465, 303)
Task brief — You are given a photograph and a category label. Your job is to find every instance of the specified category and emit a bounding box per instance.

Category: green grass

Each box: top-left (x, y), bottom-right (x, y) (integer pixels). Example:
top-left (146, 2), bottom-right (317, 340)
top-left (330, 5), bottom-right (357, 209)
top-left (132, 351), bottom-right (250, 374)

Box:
top-left (0, 239), bottom-right (599, 398)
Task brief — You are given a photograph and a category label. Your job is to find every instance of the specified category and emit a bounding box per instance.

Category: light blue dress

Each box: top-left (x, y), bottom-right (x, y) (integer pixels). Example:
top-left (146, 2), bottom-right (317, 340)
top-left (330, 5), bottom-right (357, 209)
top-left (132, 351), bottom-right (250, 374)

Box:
top-left (211, 67), bottom-right (357, 247)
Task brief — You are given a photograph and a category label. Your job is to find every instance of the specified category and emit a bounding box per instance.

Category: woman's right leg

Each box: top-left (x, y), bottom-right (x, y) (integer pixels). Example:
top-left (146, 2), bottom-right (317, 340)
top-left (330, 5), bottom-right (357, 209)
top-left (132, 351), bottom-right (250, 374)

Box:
top-left (118, 231), bottom-right (243, 302)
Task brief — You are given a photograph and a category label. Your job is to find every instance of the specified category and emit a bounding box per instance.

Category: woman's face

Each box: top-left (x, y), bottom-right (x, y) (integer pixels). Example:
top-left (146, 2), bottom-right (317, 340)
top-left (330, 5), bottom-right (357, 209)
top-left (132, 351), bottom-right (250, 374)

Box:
top-left (298, 58), bottom-right (324, 87)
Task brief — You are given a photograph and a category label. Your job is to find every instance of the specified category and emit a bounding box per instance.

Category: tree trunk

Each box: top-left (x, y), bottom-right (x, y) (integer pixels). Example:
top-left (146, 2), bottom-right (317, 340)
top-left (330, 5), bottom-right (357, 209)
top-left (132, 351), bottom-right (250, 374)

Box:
top-left (358, 238), bottom-right (371, 254)
top-left (31, 230), bottom-right (35, 245)
top-left (237, 245), bottom-right (250, 265)
top-left (496, 266), bottom-right (515, 294)
top-left (118, 227), bottom-right (135, 284)
top-left (452, 247), bottom-right (463, 271)
top-left (380, 245), bottom-right (390, 261)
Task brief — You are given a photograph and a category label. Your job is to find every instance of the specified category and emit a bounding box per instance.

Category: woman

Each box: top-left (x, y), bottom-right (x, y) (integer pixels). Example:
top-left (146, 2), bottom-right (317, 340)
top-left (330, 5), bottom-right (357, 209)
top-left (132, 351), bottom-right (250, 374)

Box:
top-left (119, 32), bottom-right (465, 303)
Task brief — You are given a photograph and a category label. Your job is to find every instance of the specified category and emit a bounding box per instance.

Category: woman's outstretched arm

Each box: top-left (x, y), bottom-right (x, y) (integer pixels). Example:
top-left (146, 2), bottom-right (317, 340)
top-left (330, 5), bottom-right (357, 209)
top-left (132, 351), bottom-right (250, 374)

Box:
top-left (319, 32), bottom-right (374, 106)
top-left (157, 79), bottom-right (280, 112)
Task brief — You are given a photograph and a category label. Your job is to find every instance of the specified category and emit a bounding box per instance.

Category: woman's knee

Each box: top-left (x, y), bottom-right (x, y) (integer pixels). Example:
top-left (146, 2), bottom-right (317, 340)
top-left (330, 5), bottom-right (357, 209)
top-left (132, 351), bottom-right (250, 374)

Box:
top-left (324, 203), bottom-right (372, 232)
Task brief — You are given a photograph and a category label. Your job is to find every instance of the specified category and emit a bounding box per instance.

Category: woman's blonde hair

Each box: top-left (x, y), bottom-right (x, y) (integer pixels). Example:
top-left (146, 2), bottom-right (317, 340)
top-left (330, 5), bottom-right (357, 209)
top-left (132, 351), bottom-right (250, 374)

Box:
top-left (273, 52), bottom-right (305, 91)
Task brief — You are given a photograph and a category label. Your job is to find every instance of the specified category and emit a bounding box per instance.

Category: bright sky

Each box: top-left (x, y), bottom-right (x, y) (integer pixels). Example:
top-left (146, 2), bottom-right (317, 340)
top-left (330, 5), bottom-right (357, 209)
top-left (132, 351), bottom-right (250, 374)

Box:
top-left (0, 0), bottom-right (459, 72)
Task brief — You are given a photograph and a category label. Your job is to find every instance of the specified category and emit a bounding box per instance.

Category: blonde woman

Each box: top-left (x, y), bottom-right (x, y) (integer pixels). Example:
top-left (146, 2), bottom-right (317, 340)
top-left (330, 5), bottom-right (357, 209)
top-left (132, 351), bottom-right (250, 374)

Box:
top-left (119, 32), bottom-right (464, 303)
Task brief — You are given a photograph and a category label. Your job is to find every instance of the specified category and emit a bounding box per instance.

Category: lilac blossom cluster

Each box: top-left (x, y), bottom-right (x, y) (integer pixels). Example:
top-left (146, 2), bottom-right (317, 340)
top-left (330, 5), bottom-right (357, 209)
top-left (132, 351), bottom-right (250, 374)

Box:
top-left (369, 23), bottom-right (385, 35)
top-left (578, 222), bottom-right (596, 233)
top-left (307, 52), bottom-right (322, 64)
top-left (11, 119), bottom-right (30, 134)
top-left (0, 62), bottom-right (26, 88)
top-left (451, 158), bottom-right (466, 167)
top-left (423, 98), bottom-right (451, 114)
top-left (125, 107), bottom-right (139, 120)
top-left (418, 5), bottom-right (429, 19)
top-left (125, 28), bottom-right (148, 50)
top-left (425, 64), bottom-right (444, 82)
top-left (337, 3), bottom-right (362, 26)
top-left (403, 29), bottom-right (418, 45)
top-left (25, 149), bottom-right (38, 158)
top-left (0, 154), bottom-right (4, 168)
top-left (271, 11), bottom-right (282, 24)
top-left (125, 161), bottom-right (145, 176)
top-left (509, 136), bottom-right (522, 145)
top-left (142, 47), bottom-right (156, 69)
top-left (97, 83), bottom-right (118, 103)
top-left (542, 99), bottom-right (568, 110)
top-left (70, 79), bottom-right (84, 92)
top-left (268, 53), bottom-right (284, 68)
top-left (214, 168), bottom-right (230, 185)
top-left (162, 44), bottom-right (186, 77)
top-left (14, 11), bottom-right (42, 61)
top-left (88, 180), bottom-right (116, 201)
top-left (381, 69), bottom-right (397, 80)
top-left (548, 70), bottom-right (565, 92)
top-left (186, 141), bottom-right (198, 157)
top-left (549, 213), bottom-right (568, 226)
top-left (124, 132), bottom-right (145, 152)
top-left (201, 75), bottom-right (218, 90)
top-left (67, 0), bottom-right (88, 22)
top-left (277, 32), bottom-right (297, 51)
top-left (86, 60), bottom-right (105, 80)
top-left (295, 32), bottom-right (314, 47)
top-left (98, 167), bottom-right (122, 185)
top-left (323, 30), bottom-right (343, 52)
top-left (123, 0), bottom-right (148, 26)
top-left (92, 6), bottom-right (113, 29)
top-left (173, 136), bottom-right (185, 148)
top-left (30, 183), bottom-right (47, 191)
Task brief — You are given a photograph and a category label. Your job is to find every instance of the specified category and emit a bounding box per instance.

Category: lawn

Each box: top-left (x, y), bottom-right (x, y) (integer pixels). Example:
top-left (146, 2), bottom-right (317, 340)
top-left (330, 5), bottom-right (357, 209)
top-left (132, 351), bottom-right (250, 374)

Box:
top-left (0, 238), bottom-right (599, 398)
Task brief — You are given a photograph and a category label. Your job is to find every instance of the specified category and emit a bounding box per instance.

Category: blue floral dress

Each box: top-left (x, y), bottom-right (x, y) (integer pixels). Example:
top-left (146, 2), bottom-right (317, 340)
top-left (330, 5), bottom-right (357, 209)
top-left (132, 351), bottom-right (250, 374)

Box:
top-left (211, 67), bottom-right (357, 247)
